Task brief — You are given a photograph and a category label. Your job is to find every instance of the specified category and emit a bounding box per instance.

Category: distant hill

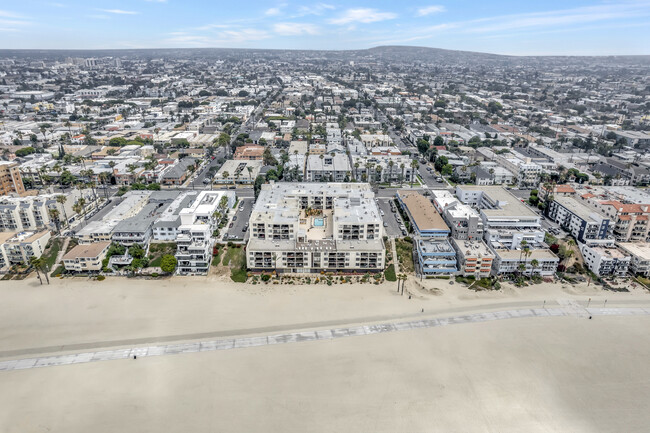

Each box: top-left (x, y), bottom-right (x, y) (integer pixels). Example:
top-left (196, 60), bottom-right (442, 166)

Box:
top-left (0, 45), bottom-right (648, 67)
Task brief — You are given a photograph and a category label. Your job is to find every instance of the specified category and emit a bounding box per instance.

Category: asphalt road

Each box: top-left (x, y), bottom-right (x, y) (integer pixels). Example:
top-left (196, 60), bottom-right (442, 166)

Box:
top-left (190, 148), bottom-right (225, 188)
top-left (224, 198), bottom-right (254, 241)
top-left (377, 198), bottom-right (405, 238)
top-left (418, 167), bottom-right (449, 190)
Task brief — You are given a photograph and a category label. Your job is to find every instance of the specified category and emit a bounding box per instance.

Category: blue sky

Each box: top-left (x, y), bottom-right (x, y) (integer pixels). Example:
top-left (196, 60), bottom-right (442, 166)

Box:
top-left (1, 1), bottom-right (649, 55)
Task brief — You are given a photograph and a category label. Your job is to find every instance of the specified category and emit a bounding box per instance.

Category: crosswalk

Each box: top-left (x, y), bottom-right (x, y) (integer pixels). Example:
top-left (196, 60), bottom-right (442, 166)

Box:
top-left (1, 305), bottom-right (649, 373)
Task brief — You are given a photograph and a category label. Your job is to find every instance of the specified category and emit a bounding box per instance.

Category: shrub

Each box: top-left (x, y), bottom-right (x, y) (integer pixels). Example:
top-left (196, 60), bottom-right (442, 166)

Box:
top-left (261, 274), bottom-right (271, 282)
top-left (97, 275), bottom-right (105, 281)
top-left (160, 255), bottom-right (178, 274)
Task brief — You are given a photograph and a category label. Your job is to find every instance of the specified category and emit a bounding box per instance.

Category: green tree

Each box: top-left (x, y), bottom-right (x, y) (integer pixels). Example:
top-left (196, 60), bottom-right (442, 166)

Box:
top-left (160, 254), bottom-right (178, 274)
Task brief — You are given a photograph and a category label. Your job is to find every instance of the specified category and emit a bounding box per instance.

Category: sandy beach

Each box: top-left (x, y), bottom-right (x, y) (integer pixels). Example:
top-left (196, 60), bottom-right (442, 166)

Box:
top-left (1, 274), bottom-right (649, 432)
top-left (0, 274), bottom-right (648, 356)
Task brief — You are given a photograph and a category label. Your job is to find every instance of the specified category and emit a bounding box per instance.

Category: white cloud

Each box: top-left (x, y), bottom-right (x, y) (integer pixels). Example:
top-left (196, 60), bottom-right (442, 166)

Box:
top-left (265, 7), bottom-right (282, 16)
top-left (219, 28), bottom-right (270, 42)
top-left (329, 8), bottom-right (397, 25)
top-left (371, 2), bottom-right (650, 45)
top-left (417, 5), bottom-right (445, 17)
top-left (295, 3), bottom-right (335, 17)
top-left (273, 22), bottom-right (320, 36)
top-left (100, 9), bottom-right (139, 15)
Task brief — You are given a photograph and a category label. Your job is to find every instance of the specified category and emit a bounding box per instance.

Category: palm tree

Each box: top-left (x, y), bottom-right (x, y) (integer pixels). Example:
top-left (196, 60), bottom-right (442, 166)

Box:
top-left (48, 208), bottom-right (61, 233)
top-left (410, 159), bottom-right (419, 187)
top-left (530, 259), bottom-right (539, 276)
top-left (29, 256), bottom-right (49, 285)
top-left (388, 160), bottom-right (395, 185)
top-left (400, 163), bottom-right (405, 187)
top-left (354, 162), bottom-right (360, 181)
top-left (99, 172), bottom-right (110, 199)
top-left (246, 166), bottom-right (253, 183)
top-left (221, 170), bottom-right (230, 184)
top-left (375, 165), bottom-right (383, 183)
top-left (56, 195), bottom-right (68, 228)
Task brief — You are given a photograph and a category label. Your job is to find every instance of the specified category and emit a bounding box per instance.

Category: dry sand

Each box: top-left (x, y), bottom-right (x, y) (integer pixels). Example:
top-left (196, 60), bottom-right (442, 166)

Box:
top-left (1, 274), bottom-right (650, 432)
top-left (0, 274), bottom-right (648, 356)
top-left (1, 315), bottom-right (650, 433)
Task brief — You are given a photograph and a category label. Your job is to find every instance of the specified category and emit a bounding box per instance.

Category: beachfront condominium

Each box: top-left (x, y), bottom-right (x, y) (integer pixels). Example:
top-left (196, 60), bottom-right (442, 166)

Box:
top-left (396, 190), bottom-right (457, 276)
top-left (246, 182), bottom-right (385, 273)
top-left (546, 196), bottom-right (610, 243)
top-left (455, 185), bottom-right (558, 276)
top-left (174, 190), bottom-right (235, 275)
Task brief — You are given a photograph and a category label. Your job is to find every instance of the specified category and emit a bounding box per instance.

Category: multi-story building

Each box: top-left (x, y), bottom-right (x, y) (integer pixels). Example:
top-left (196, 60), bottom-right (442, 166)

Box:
top-left (62, 241), bottom-right (111, 273)
top-left (450, 238), bottom-right (495, 278)
top-left (174, 190), bottom-right (235, 275)
top-left (247, 183), bottom-right (385, 273)
top-left (491, 248), bottom-right (559, 277)
top-left (305, 154), bottom-right (352, 182)
top-left (352, 155), bottom-right (414, 184)
top-left (396, 190), bottom-right (457, 275)
top-left (456, 185), bottom-right (545, 249)
top-left (600, 201), bottom-right (650, 242)
top-left (579, 241), bottom-right (630, 277)
top-left (0, 161), bottom-right (25, 195)
top-left (546, 196), bottom-right (610, 243)
top-left (76, 191), bottom-right (151, 243)
top-left (0, 190), bottom-right (88, 232)
top-left (0, 230), bottom-right (51, 271)
top-left (455, 185), bottom-right (557, 276)
top-left (618, 243), bottom-right (650, 277)
top-left (431, 190), bottom-right (484, 240)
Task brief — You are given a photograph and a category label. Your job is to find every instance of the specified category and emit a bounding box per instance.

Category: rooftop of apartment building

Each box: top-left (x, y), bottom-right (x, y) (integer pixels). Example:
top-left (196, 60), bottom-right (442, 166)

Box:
top-left (494, 248), bottom-right (558, 261)
top-left (459, 185), bottom-right (538, 218)
top-left (63, 241), bottom-right (111, 260)
top-left (451, 238), bottom-right (494, 258)
top-left (617, 242), bottom-right (650, 260)
top-left (397, 190), bottom-right (449, 232)
top-left (553, 196), bottom-right (608, 222)
top-left (253, 182), bottom-right (379, 228)
top-left (588, 246), bottom-right (628, 260)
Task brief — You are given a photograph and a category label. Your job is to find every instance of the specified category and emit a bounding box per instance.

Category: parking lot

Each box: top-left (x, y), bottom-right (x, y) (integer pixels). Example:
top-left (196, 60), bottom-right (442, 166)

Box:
top-left (224, 198), bottom-right (254, 241)
top-left (376, 198), bottom-right (406, 238)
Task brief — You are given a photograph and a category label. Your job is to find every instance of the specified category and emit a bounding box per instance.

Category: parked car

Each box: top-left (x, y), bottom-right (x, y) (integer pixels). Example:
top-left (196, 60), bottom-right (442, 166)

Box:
top-left (233, 216), bottom-right (237, 221)
top-left (229, 222), bottom-right (234, 228)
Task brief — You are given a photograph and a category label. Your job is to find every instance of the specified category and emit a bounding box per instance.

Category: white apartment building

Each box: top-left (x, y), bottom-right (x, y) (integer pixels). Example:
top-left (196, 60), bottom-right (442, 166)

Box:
top-left (305, 154), bottom-right (352, 182)
top-left (62, 241), bottom-right (111, 273)
top-left (0, 190), bottom-right (90, 232)
top-left (431, 190), bottom-right (484, 240)
top-left (247, 183), bottom-right (385, 273)
top-left (174, 190), bottom-right (235, 275)
top-left (618, 243), bottom-right (650, 277)
top-left (352, 155), bottom-right (414, 184)
top-left (547, 196), bottom-right (610, 243)
top-left (0, 230), bottom-right (51, 271)
top-left (455, 185), bottom-right (557, 276)
top-left (579, 241), bottom-right (630, 277)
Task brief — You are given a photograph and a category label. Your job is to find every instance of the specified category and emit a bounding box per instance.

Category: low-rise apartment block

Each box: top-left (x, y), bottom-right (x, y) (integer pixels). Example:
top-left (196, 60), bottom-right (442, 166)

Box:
top-left (617, 243), bottom-right (650, 277)
top-left (62, 241), bottom-right (111, 273)
top-left (451, 238), bottom-right (495, 278)
top-left (0, 230), bottom-right (51, 271)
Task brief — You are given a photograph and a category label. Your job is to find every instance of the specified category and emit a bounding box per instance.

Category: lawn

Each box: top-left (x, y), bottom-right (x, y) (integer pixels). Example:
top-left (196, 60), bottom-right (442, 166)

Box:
top-left (211, 248), bottom-right (224, 266)
top-left (384, 264), bottom-right (397, 281)
top-left (42, 237), bottom-right (63, 269)
top-left (394, 238), bottom-right (414, 273)
top-left (147, 242), bottom-right (176, 268)
top-left (222, 246), bottom-right (247, 282)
